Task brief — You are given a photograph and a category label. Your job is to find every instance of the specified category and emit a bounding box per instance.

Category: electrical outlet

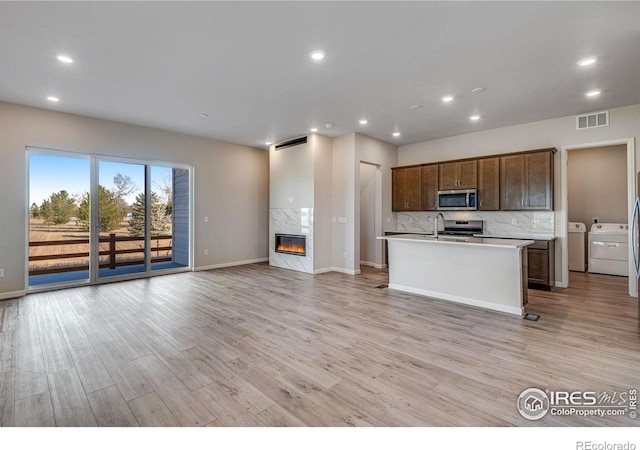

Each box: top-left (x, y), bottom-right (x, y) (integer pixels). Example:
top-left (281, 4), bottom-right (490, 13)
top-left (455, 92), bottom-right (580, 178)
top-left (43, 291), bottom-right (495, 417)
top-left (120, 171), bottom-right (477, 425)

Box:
top-left (511, 219), bottom-right (518, 225)
top-left (0, 269), bottom-right (4, 278)
top-left (287, 197), bottom-right (293, 204)
top-left (204, 216), bottom-right (209, 223)
top-left (204, 249), bottom-right (209, 256)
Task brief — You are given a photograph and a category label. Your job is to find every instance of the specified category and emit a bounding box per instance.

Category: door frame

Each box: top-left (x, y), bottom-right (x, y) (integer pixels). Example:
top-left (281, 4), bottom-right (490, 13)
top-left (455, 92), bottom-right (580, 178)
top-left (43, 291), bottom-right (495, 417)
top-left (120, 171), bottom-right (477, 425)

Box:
top-left (558, 137), bottom-right (635, 296)
top-left (26, 146), bottom-right (194, 292)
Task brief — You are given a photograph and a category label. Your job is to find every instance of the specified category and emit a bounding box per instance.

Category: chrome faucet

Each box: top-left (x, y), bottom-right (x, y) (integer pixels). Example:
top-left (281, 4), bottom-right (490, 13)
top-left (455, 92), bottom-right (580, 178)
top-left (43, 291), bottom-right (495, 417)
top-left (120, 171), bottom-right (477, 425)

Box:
top-left (434, 212), bottom-right (445, 238)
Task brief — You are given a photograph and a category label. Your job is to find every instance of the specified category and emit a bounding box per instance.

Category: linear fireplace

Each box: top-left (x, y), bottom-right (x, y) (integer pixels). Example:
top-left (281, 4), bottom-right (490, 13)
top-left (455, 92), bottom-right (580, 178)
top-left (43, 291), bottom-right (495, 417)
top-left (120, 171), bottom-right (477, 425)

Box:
top-left (275, 234), bottom-right (306, 256)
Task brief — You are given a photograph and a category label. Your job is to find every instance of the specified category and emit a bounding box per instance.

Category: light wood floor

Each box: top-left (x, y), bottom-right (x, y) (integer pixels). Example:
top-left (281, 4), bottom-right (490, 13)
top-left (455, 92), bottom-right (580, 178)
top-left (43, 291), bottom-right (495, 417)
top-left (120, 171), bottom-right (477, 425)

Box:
top-left (0, 263), bottom-right (638, 426)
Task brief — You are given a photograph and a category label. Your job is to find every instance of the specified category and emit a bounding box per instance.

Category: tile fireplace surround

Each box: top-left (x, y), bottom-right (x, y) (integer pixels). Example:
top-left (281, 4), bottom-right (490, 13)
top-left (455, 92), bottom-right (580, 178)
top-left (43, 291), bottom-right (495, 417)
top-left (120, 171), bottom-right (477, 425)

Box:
top-left (269, 208), bottom-right (314, 273)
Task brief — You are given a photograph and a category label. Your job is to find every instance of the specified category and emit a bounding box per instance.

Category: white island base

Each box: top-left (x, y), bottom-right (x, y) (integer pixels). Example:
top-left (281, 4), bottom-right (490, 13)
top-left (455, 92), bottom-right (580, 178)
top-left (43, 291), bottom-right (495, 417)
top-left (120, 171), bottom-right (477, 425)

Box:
top-left (380, 235), bottom-right (534, 316)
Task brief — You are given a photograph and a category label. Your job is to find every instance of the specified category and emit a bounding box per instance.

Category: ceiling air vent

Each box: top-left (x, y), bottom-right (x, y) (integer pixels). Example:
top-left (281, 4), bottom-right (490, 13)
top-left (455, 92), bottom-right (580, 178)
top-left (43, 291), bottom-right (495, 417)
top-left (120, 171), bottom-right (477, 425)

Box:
top-left (275, 136), bottom-right (308, 150)
top-left (576, 110), bottom-right (609, 130)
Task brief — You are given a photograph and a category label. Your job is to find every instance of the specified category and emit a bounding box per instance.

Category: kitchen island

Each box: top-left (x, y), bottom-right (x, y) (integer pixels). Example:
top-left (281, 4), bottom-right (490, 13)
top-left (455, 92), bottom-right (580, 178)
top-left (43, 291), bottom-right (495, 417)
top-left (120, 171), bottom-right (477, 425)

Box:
top-left (378, 234), bottom-right (534, 316)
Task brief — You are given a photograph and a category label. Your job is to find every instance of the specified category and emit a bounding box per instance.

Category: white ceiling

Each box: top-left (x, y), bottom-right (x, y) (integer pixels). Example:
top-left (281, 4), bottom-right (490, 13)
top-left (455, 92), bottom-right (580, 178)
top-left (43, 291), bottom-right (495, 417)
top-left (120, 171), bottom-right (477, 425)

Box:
top-left (1, 1), bottom-right (639, 149)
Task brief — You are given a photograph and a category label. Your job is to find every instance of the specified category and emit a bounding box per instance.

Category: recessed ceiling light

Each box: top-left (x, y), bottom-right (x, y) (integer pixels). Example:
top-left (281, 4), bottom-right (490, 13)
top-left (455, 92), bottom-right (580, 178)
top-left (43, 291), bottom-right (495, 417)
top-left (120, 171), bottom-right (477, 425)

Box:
top-left (324, 123), bottom-right (333, 129)
top-left (392, 132), bottom-right (400, 137)
top-left (47, 96), bottom-right (60, 102)
top-left (310, 50), bottom-right (326, 61)
top-left (56, 54), bottom-right (74, 64)
top-left (199, 113), bottom-right (208, 118)
top-left (577, 57), bottom-right (597, 66)
top-left (585, 89), bottom-right (601, 97)
top-left (359, 119), bottom-right (368, 125)
top-left (410, 104), bottom-right (423, 110)
top-left (471, 87), bottom-right (485, 94)
top-left (441, 95), bottom-right (454, 103)
top-left (310, 127), bottom-right (318, 133)
top-left (264, 141), bottom-right (272, 146)
top-left (470, 115), bottom-right (481, 121)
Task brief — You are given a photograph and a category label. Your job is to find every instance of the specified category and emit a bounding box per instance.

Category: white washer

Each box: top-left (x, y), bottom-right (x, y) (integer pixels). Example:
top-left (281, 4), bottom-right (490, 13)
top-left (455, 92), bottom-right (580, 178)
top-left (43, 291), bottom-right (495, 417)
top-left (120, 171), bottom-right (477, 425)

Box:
top-left (588, 223), bottom-right (628, 276)
top-left (568, 222), bottom-right (586, 272)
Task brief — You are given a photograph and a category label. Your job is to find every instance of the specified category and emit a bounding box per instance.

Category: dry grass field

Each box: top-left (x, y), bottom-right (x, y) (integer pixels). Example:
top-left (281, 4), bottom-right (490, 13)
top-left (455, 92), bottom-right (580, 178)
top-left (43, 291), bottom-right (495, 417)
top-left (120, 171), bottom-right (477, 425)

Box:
top-left (29, 218), bottom-right (172, 273)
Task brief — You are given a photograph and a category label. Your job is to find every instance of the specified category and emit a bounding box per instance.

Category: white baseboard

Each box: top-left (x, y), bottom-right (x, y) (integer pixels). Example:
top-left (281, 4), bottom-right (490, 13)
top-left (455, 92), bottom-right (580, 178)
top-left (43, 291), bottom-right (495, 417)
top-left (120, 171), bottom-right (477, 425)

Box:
top-left (555, 281), bottom-right (567, 288)
top-left (195, 257), bottom-right (268, 272)
top-left (314, 267), bottom-right (361, 275)
top-left (360, 261), bottom-right (386, 269)
top-left (0, 290), bottom-right (26, 301)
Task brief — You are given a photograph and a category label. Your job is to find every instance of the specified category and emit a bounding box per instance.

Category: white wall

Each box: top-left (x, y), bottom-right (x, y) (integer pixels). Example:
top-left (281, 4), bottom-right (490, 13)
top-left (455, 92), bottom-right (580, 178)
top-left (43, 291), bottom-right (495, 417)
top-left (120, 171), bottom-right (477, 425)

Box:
top-left (359, 162), bottom-right (377, 265)
top-left (313, 134), bottom-right (334, 271)
top-left (331, 134), bottom-right (355, 271)
top-left (398, 103), bottom-right (640, 288)
top-left (269, 141), bottom-right (314, 209)
top-left (568, 144), bottom-right (627, 226)
top-left (0, 101), bottom-right (269, 298)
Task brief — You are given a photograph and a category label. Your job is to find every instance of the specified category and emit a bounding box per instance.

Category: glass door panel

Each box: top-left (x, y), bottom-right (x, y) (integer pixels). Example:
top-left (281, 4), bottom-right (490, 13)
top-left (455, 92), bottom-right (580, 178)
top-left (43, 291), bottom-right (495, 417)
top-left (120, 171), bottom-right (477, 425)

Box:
top-left (97, 161), bottom-right (146, 278)
top-left (150, 166), bottom-right (190, 271)
top-left (28, 152), bottom-right (91, 287)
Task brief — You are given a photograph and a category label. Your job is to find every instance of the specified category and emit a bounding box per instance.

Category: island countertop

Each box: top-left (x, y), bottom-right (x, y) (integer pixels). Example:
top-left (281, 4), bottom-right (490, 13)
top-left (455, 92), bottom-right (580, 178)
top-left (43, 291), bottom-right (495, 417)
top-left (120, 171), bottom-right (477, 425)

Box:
top-left (378, 234), bottom-right (534, 249)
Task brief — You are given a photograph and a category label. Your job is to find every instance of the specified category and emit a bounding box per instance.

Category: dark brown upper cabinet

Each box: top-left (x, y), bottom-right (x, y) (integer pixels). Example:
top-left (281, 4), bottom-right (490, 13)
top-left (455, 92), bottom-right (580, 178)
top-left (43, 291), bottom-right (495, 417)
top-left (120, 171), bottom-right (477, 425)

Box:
top-left (500, 150), bottom-right (554, 211)
top-left (439, 160), bottom-right (477, 190)
top-left (421, 164), bottom-right (439, 211)
top-left (392, 166), bottom-right (422, 211)
top-left (478, 157), bottom-right (500, 211)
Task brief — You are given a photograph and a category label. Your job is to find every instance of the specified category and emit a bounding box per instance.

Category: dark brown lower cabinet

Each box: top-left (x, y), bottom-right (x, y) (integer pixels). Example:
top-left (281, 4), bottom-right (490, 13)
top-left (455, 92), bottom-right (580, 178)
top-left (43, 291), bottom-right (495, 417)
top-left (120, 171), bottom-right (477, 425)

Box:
top-left (527, 239), bottom-right (555, 290)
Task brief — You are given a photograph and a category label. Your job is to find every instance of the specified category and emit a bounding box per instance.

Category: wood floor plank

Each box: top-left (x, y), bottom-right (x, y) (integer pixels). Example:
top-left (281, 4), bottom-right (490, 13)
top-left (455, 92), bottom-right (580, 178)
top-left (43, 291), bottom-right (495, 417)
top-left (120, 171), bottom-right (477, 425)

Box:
top-left (13, 370), bottom-right (49, 401)
top-left (183, 347), bottom-right (275, 414)
top-left (14, 315), bottom-right (45, 374)
top-left (14, 392), bottom-right (55, 427)
top-left (87, 385), bottom-right (139, 427)
top-left (94, 341), bottom-right (153, 402)
top-left (0, 332), bottom-right (14, 373)
top-left (68, 345), bottom-right (114, 394)
top-left (127, 392), bottom-right (179, 427)
top-left (39, 326), bottom-right (75, 374)
top-left (144, 337), bottom-right (213, 391)
top-left (133, 354), bottom-right (215, 426)
top-left (0, 371), bottom-right (14, 426)
top-left (47, 369), bottom-right (97, 427)
top-left (0, 306), bottom-right (18, 332)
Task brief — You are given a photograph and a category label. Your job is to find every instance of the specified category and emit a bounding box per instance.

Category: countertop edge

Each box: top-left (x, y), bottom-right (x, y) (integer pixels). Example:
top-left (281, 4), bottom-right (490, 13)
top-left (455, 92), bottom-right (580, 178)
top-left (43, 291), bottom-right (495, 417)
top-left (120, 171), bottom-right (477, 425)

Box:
top-left (378, 234), bottom-right (534, 249)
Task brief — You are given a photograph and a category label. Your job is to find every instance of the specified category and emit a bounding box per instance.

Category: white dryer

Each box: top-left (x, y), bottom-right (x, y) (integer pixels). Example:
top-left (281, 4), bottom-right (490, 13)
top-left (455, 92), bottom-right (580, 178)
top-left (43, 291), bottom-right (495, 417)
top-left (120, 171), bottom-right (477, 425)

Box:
top-left (588, 223), bottom-right (629, 276)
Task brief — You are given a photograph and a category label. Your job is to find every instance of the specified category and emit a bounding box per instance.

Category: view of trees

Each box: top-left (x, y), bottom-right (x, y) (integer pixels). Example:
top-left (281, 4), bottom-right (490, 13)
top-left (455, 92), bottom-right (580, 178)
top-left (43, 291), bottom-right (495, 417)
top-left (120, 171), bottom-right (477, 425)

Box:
top-left (129, 192), bottom-right (171, 237)
top-left (37, 190), bottom-right (77, 225)
top-left (77, 186), bottom-right (124, 232)
top-left (31, 173), bottom-right (173, 235)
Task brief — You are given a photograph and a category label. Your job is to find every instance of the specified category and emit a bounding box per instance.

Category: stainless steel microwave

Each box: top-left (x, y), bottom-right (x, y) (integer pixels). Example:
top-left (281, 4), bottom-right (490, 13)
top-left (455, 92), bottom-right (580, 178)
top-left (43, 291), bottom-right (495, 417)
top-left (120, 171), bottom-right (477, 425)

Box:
top-left (437, 189), bottom-right (478, 210)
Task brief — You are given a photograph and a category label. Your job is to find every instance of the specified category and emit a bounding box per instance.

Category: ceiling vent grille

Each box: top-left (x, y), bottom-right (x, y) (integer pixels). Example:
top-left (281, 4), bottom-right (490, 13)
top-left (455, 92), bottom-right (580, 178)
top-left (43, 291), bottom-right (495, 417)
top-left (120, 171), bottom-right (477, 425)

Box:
top-left (275, 136), bottom-right (308, 150)
top-left (576, 110), bottom-right (609, 130)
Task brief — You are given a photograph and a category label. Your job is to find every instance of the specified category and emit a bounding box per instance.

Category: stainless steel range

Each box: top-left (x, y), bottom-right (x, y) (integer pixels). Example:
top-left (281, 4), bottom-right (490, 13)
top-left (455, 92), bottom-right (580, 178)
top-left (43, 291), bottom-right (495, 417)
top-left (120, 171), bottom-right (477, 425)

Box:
top-left (441, 220), bottom-right (484, 236)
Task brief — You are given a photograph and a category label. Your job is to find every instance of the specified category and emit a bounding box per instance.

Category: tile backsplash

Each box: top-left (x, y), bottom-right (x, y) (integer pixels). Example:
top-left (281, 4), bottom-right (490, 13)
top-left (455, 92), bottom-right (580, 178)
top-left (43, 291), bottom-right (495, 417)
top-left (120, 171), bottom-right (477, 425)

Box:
top-left (394, 211), bottom-right (555, 236)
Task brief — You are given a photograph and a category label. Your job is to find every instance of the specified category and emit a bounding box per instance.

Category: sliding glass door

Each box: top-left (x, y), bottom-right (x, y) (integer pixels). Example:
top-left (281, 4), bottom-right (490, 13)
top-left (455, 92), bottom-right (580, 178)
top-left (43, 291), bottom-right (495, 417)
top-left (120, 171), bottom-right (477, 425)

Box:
top-left (97, 160), bottom-right (147, 279)
top-left (28, 152), bottom-right (91, 287)
top-left (27, 148), bottom-right (191, 289)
